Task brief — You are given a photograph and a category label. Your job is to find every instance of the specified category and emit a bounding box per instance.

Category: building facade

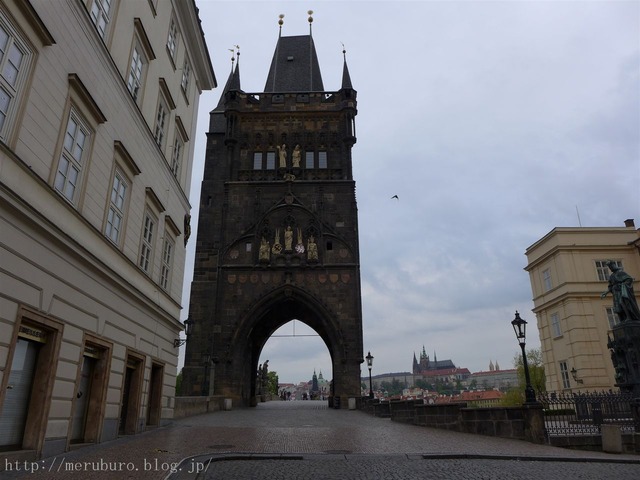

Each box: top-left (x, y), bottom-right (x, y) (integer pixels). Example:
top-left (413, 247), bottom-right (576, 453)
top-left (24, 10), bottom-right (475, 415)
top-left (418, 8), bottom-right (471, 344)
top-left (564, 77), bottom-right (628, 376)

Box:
top-left (466, 367), bottom-right (518, 392)
top-left (182, 16), bottom-right (364, 407)
top-left (525, 220), bottom-right (640, 393)
top-left (0, 0), bottom-right (215, 460)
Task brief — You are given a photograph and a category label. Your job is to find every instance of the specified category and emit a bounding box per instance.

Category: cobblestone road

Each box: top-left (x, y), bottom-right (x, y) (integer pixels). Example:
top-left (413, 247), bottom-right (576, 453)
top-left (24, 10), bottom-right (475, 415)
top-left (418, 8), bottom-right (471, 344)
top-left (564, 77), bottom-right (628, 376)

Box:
top-left (3, 401), bottom-right (638, 479)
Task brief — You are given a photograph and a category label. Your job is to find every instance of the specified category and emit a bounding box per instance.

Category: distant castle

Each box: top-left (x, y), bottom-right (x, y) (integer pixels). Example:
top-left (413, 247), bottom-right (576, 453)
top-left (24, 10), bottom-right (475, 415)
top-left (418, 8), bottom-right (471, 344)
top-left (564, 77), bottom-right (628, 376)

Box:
top-left (412, 346), bottom-right (455, 375)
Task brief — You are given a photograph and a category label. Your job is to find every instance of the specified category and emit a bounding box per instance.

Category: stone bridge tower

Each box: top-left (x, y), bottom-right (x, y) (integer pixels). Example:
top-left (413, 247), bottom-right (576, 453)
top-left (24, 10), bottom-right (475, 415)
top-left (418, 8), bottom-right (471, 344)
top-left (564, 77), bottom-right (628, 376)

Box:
top-left (182, 16), bottom-right (364, 407)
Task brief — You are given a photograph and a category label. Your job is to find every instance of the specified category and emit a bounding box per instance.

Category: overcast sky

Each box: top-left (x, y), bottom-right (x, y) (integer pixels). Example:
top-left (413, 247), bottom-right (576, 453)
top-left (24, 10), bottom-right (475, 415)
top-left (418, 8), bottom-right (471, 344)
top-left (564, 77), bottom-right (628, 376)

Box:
top-left (180, 0), bottom-right (640, 385)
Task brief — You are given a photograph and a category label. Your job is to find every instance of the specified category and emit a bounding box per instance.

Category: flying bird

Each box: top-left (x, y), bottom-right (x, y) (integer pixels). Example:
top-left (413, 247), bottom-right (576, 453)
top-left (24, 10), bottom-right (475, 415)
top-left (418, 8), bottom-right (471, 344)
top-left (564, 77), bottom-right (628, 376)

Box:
top-left (391, 195), bottom-right (399, 200)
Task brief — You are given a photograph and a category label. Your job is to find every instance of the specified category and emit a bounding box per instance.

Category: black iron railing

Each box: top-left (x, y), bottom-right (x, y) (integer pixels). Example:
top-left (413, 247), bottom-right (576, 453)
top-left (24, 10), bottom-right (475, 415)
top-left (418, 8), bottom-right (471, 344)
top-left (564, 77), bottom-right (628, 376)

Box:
top-left (537, 390), bottom-right (639, 436)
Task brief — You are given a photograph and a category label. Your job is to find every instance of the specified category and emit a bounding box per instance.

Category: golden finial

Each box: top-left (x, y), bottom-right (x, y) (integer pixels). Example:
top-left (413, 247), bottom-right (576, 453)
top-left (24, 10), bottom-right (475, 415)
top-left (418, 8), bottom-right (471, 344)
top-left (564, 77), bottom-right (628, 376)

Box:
top-left (278, 14), bottom-right (284, 27)
top-left (308, 10), bottom-right (314, 23)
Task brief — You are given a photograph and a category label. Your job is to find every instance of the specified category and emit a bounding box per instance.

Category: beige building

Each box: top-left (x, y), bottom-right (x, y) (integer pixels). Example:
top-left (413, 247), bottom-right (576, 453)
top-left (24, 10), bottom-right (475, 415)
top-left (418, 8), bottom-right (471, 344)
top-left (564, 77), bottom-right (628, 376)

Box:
top-left (525, 220), bottom-right (640, 393)
top-left (0, 0), bottom-right (215, 461)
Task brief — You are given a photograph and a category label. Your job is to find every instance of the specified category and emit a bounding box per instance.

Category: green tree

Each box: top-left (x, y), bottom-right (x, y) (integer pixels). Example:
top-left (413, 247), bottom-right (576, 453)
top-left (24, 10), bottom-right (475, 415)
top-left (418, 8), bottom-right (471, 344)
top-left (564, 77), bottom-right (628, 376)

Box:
top-left (502, 348), bottom-right (546, 406)
top-left (380, 379), bottom-right (404, 396)
top-left (414, 378), bottom-right (432, 390)
top-left (175, 369), bottom-right (182, 395)
top-left (267, 371), bottom-right (279, 396)
top-left (513, 348), bottom-right (546, 393)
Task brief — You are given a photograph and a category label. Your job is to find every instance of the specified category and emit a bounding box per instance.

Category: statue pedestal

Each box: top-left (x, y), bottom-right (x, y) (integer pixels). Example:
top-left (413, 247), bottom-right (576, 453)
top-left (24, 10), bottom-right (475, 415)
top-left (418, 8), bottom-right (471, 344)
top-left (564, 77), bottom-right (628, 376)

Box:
top-left (609, 320), bottom-right (640, 398)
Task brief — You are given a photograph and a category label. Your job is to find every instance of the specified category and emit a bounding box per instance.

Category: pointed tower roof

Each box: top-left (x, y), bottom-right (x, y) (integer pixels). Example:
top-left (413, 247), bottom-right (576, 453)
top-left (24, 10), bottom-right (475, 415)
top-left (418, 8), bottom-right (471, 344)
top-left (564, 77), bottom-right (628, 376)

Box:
top-left (264, 10), bottom-right (324, 93)
top-left (264, 11), bottom-right (324, 92)
top-left (264, 35), bottom-right (324, 92)
top-left (341, 47), bottom-right (353, 90)
top-left (213, 50), bottom-right (242, 112)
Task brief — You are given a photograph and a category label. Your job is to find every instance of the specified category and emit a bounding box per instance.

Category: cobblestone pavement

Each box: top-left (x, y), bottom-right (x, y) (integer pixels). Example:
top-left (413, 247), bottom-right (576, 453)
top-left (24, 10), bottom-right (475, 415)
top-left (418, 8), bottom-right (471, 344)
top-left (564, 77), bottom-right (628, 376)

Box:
top-left (3, 401), bottom-right (638, 479)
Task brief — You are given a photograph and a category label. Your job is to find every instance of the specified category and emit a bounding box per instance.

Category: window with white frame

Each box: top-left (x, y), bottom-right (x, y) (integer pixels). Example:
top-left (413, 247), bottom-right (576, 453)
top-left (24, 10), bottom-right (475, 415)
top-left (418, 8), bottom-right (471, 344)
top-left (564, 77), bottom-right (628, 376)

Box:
top-left (550, 312), bottom-right (562, 338)
top-left (166, 18), bottom-right (178, 63)
top-left (90, 0), bottom-right (112, 39)
top-left (542, 268), bottom-right (552, 292)
top-left (606, 307), bottom-right (620, 329)
top-left (171, 133), bottom-right (183, 178)
top-left (127, 44), bottom-right (145, 101)
top-left (595, 260), bottom-right (622, 282)
top-left (559, 361), bottom-right (571, 389)
top-left (160, 236), bottom-right (174, 290)
top-left (54, 110), bottom-right (90, 203)
top-left (180, 59), bottom-right (191, 94)
top-left (139, 211), bottom-right (155, 273)
top-left (0, 14), bottom-right (31, 141)
top-left (105, 170), bottom-right (127, 244)
top-left (154, 97), bottom-right (168, 149)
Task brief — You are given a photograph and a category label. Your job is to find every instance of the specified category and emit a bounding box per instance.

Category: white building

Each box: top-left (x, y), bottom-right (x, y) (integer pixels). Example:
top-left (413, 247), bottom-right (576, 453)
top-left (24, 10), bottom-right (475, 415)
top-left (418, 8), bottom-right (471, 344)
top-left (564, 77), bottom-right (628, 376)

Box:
top-left (0, 0), bottom-right (215, 461)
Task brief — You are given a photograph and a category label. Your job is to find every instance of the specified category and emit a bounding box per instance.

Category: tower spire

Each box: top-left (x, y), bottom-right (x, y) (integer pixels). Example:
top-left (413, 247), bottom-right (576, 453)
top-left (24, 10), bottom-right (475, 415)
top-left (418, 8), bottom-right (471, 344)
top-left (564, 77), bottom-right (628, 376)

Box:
top-left (308, 10), bottom-right (314, 91)
top-left (341, 43), bottom-right (353, 90)
top-left (213, 45), bottom-right (241, 111)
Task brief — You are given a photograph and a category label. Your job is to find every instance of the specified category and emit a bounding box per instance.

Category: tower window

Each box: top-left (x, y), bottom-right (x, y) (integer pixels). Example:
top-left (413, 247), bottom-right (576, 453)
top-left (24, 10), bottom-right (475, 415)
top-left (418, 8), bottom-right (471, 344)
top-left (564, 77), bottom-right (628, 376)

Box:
top-left (266, 151), bottom-right (275, 170)
top-left (305, 151), bottom-right (314, 169)
top-left (253, 152), bottom-right (263, 170)
top-left (318, 151), bottom-right (327, 169)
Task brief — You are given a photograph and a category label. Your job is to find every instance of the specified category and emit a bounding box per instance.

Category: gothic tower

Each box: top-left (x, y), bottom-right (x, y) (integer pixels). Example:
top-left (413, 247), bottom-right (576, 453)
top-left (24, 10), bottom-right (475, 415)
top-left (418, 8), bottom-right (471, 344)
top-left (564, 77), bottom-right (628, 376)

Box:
top-left (182, 14), bottom-right (363, 407)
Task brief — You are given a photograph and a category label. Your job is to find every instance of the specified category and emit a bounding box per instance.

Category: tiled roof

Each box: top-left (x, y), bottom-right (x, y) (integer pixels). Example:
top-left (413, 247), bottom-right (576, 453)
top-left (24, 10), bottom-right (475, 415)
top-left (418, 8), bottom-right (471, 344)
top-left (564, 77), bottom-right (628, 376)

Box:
top-left (264, 35), bottom-right (324, 92)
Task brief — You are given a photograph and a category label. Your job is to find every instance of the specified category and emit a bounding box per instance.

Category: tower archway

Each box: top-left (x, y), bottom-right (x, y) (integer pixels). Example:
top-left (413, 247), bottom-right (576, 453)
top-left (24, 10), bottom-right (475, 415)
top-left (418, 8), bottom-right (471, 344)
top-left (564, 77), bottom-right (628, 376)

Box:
top-left (226, 286), bottom-right (353, 406)
top-left (181, 23), bottom-right (363, 407)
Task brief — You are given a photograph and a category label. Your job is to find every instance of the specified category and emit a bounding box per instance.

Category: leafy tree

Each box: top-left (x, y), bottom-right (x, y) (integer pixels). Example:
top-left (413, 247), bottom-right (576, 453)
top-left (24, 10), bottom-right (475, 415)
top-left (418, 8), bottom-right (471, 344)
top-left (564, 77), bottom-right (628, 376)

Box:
top-left (414, 379), bottom-right (432, 390)
top-left (513, 348), bottom-right (546, 393)
top-left (267, 371), bottom-right (279, 396)
top-left (501, 387), bottom-right (525, 406)
top-left (175, 369), bottom-right (182, 395)
top-left (502, 348), bottom-right (546, 406)
top-left (380, 379), bottom-right (404, 396)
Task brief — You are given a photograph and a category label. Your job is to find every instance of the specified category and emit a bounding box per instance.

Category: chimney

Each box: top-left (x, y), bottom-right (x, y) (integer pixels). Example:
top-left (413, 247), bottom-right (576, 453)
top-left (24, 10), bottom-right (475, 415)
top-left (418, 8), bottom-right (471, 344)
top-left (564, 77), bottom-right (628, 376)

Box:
top-left (624, 219), bottom-right (635, 228)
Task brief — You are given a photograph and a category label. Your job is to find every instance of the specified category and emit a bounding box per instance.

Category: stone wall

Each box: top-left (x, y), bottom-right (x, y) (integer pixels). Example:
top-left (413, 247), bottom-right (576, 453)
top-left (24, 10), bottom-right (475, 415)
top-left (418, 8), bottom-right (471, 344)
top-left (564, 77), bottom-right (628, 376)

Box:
top-left (362, 399), bottom-right (545, 444)
top-left (173, 396), bottom-right (226, 419)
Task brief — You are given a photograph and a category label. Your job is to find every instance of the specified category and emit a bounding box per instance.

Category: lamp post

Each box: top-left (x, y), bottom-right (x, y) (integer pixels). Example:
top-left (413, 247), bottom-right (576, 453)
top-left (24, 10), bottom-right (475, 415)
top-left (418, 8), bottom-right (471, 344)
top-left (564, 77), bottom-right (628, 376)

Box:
top-left (173, 317), bottom-right (194, 348)
top-left (366, 351), bottom-right (374, 399)
top-left (511, 311), bottom-right (537, 404)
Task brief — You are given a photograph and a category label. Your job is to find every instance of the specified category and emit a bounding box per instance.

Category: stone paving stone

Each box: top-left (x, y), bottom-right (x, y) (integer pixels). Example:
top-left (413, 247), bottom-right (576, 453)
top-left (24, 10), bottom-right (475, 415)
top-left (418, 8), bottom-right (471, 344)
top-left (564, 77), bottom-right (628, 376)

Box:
top-left (2, 401), bottom-right (638, 480)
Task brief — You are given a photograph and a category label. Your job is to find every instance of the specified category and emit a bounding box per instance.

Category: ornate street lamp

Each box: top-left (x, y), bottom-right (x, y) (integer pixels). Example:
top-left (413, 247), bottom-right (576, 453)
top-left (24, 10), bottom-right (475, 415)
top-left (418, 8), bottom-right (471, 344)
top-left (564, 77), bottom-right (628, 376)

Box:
top-left (173, 317), bottom-right (194, 348)
top-left (366, 351), bottom-right (374, 399)
top-left (511, 311), bottom-right (537, 404)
